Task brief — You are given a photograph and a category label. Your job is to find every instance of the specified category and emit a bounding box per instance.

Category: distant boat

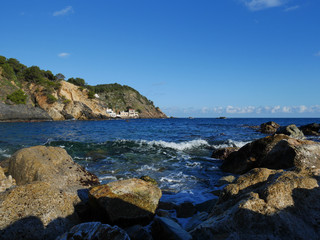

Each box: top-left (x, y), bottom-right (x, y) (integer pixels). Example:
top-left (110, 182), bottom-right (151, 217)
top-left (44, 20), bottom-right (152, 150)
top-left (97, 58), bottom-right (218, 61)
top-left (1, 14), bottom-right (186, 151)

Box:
top-left (188, 117), bottom-right (194, 119)
top-left (217, 117), bottom-right (227, 119)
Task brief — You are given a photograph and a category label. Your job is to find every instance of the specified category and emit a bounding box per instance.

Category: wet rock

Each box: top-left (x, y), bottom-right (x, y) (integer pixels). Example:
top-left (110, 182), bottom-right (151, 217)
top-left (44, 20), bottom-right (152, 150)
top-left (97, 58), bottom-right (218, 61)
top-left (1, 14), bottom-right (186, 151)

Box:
top-left (125, 225), bottom-right (153, 240)
top-left (259, 121), bottom-right (280, 134)
top-left (0, 166), bottom-right (15, 192)
top-left (276, 124), bottom-right (305, 139)
top-left (156, 209), bottom-right (171, 218)
top-left (300, 123), bottom-right (320, 136)
top-left (89, 178), bottom-right (162, 226)
top-left (0, 181), bottom-right (79, 240)
top-left (221, 134), bottom-right (290, 174)
top-left (216, 175), bottom-right (236, 186)
top-left (7, 146), bottom-right (100, 191)
top-left (140, 175), bottom-right (158, 185)
top-left (175, 202), bottom-right (197, 218)
top-left (190, 168), bottom-right (320, 240)
top-left (56, 222), bottom-right (130, 240)
top-left (184, 212), bottom-right (209, 232)
top-left (211, 147), bottom-right (239, 160)
top-left (157, 201), bottom-right (177, 211)
top-left (151, 216), bottom-right (192, 240)
top-left (195, 199), bottom-right (218, 213)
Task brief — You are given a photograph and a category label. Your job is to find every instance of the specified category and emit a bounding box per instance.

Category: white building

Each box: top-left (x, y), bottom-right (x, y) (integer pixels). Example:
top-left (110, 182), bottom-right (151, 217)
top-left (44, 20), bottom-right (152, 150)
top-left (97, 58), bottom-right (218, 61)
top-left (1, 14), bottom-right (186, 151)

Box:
top-left (128, 109), bottom-right (139, 118)
top-left (106, 108), bottom-right (117, 118)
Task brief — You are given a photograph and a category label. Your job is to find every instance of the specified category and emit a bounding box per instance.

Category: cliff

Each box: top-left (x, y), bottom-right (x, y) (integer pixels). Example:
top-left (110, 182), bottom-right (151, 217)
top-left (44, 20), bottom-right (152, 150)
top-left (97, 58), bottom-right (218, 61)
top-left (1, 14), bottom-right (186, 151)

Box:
top-left (0, 56), bottom-right (167, 121)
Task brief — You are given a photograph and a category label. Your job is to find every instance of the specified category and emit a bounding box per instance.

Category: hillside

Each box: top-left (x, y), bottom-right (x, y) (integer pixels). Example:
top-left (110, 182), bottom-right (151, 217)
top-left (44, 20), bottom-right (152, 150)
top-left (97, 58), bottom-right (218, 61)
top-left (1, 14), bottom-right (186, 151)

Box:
top-left (0, 56), bottom-right (167, 121)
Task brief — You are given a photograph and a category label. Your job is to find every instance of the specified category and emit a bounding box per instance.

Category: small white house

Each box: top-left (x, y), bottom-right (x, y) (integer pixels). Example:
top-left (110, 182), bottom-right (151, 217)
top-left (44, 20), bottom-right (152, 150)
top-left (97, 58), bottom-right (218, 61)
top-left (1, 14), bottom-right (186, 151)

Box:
top-left (94, 93), bottom-right (100, 98)
top-left (106, 108), bottom-right (116, 118)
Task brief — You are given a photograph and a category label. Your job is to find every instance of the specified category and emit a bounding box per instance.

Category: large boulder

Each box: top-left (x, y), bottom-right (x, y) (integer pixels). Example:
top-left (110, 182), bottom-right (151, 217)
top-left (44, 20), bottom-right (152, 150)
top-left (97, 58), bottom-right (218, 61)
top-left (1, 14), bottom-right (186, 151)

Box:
top-left (259, 121), bottom-right (280, 134)
top-left (0, 181), bottom-right (79, 240)
top-left (221, 134), bottom-right (320, 174)
top-left (190, 168), bottom-right (320, 240)
top-left (276, 124), bottom-right (305, 139)
top-left (89, 178), bottom-right (162, 226)
top-left (300, 123), bottom-right (320, 136)
top-left (7, 146), bottom-right (99, 191)
top-left (211, 147), bottom-right (239, 160)
top-left (221, 134), bottom-right (290, 174)
top-left (56, 222), bottom-right (130, 240)
top-left (0, 166), bottom-right (15, 193)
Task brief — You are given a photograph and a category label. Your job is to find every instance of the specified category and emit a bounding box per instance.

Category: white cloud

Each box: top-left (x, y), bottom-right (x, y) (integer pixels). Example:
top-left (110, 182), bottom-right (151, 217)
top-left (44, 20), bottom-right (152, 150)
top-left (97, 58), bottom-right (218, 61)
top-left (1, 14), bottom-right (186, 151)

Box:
top-left (53, 6), bottom-right (74, 17)
top-left (242, 0), bottom-right (287, 11)
top-left (314, 51), bottom-right (320, 57)
top-left (284, 5), bottom-right (300, 12)
top-left (58, 52), bottom-right (70, 58)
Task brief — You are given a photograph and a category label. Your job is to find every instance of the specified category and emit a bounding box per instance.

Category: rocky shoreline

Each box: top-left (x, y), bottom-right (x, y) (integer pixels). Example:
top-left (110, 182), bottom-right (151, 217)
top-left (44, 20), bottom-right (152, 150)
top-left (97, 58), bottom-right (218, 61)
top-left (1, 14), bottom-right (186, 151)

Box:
top-left (0, 122), bottom-right (320, 239)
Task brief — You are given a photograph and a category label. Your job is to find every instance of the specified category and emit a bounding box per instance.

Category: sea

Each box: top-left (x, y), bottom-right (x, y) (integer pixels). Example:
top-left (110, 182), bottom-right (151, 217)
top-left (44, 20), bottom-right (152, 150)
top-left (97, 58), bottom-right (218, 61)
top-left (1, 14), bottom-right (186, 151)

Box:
top-left (0, 118), bottom-right (319, 205)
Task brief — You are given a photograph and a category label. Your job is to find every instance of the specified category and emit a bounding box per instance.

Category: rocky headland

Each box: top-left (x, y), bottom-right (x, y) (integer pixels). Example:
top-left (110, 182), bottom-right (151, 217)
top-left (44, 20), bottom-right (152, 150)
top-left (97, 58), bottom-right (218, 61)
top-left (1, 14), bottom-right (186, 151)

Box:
top-left (0, 56), bottom-right (166, 122)
top-left (1, 122), bottom-right (320, 239)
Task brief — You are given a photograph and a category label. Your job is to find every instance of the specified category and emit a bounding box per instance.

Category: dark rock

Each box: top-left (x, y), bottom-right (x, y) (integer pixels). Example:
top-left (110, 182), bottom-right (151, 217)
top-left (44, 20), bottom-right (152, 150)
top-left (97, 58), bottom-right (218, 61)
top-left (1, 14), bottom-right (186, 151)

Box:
top-left (157, 201), bottom-right (177, 211)
top-left (175, 202), bottom-right (197, 218)
top-left (191, 168), bottom-right (320, 240)
top-left (125, 225), bottom-right (153, 240)
top-left (184, 212), bottom-right (209, 232)
top-left (89, 178), bottom-right (162, 226)
top-left (56, 222), bottom-right (130, 240)
top-left (276, 124), bottom-right (305, 139)
top-left (156, 209), bottom-right (171, 218)
top-left (211, 147), bottom-right (239, 160)
top-left (151, 216), bottom-right (192, 240)
top-left (140, 175), bottom-right (158, 185)
top-left (221, 134), bottom-right (290, 174)
top-left (259, 121), bottom-right (280, 134)
top-left (0, 103), bottom-right (52, 122)
top-left (195, 199), bottom-right (218, 213)
top-left (300, 123), bottom-right (320, 136)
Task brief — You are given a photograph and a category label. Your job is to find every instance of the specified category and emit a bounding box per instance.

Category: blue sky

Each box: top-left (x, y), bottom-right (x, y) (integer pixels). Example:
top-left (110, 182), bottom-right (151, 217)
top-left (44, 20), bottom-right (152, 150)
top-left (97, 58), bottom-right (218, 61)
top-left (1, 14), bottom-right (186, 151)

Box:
top-left (1, 0), bottom-right (319, 117)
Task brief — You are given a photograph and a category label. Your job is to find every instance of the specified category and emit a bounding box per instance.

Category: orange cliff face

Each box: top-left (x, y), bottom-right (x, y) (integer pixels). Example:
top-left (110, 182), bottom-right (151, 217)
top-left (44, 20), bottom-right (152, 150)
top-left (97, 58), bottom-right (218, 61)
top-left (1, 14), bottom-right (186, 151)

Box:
top-left (29, 81), bottom-right (108, 121)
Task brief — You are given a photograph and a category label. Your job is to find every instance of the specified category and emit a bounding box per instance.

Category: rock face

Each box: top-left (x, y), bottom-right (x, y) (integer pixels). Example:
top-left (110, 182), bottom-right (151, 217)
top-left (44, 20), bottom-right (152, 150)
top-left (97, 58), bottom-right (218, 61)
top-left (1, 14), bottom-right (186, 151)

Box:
top-left (221, 134), bottom-right (290, 174)
top-left (259, 121), bottom-right (280, 134)
top-left (89, 178), bottom-right (162, 226)
top-left (191, 168), bottom-right (320, 240)
top-left (221, 134), bottom-right (320, 174)
top-left (7, 145), bottom-right (99, 190)
top-left (300, 123), bottom-right (320, 136)
top-left (56, 222), bottom-right (130, 240)
top-left (276, 124), bottom-right (305, 139)
top-left (211, 147), bottom-right (239, 160)
top-left (0, 181), bottom-right (79, 240)
top-left (0, 166), bottom-right (15, 192)
top-left (0, 103), bottom-right (52, 122)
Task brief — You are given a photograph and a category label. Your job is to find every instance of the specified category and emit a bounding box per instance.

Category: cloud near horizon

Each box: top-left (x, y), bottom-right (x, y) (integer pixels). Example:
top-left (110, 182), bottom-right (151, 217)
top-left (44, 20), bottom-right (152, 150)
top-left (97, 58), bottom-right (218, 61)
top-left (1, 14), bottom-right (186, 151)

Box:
top-left (162, 105), bottom-right (320, 117)
top-left (53, 6), bottom-right (74, 17)
top-left (58, 52), bottom-right (70, 58)
top-left (284, 5), bottom-right (300, 12)
top-left (242, 0), bottom-right (287, 11)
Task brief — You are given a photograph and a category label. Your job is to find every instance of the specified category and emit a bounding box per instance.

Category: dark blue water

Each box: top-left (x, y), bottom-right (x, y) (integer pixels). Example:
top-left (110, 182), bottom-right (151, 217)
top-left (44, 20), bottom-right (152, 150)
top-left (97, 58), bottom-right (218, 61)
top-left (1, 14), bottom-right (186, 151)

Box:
top-left (0, 118), bottom-right (319, 204)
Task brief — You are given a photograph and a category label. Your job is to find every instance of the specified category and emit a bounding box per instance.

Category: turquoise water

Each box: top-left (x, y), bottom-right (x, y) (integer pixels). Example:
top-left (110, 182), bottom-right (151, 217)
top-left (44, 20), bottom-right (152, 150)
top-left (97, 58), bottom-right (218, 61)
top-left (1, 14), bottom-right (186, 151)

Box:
top-left (0, 118), bottom-right (319, 204)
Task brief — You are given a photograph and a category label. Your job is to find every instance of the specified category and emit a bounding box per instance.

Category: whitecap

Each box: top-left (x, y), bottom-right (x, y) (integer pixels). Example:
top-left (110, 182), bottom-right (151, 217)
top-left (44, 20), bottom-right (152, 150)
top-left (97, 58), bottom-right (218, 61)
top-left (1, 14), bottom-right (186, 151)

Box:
top-left (147, 139), bottom-right (210, 151)
top-left (213, 139), bottom-right (250, 149)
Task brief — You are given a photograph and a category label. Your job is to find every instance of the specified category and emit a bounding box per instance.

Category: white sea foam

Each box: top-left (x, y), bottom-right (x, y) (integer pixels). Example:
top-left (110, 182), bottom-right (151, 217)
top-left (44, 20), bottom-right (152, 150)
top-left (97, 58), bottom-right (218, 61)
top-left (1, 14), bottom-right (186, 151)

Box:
top-left (100, 175), bottom-right (117, 181)
top-left (213, 139), bottom-right (250, 149)
top-left (147, 139), bottom-right (210, 151)
top-left (136, 164), bottom-right (159, 172)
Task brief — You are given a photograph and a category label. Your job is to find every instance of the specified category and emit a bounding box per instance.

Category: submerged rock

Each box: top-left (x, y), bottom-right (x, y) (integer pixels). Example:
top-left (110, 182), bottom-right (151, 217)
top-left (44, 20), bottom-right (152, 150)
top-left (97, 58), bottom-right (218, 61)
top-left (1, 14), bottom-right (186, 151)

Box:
top-left (56, 222), bottom-right (130, 240)
top-left (300, 123), bottom-right (320, 136)
top-left (276, 124), bottom-right (305, 139)
top-left (0, 181), bottom-right (79, 240)
top-left (190, 168), bottom-right (320, 240)
top-left (89, 178), bottom-right (162, 226)
top-left (211, 147), bottom-right (239, 160)
top-left (259, 121), bottom-right (280, 134)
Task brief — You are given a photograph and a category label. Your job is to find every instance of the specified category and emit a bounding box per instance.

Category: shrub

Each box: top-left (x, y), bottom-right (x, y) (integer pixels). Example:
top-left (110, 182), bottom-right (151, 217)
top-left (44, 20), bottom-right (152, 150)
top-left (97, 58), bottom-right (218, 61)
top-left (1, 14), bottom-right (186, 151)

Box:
top-left (46, 94), bottom-right (57, 104)
top-left (1, 63), bottom-right (17, 81)
top-left (87, 90), bottom-right (95, 99)
top-left (23, 66), bottom-right (43, 83)
top-left (7, 89), bottom-right (27, 104)
top-left (67, 77), bottom-right (86, 86)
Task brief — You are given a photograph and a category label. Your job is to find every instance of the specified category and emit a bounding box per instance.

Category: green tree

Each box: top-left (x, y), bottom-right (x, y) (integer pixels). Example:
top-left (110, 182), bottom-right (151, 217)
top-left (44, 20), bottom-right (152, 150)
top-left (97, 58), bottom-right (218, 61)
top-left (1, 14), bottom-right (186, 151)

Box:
top-left (42, 70), bottom-right (56, 81)
top-left (55, 73), bottom-right (65, 81)
top-left (23, 66), bottom-right (43, 83)
top-left (67, 77), bottom-right (86, 86)
top-left (7, 58), bottom-right (26, 74)
top-left (7, 89), bottom-right (27, 104)
top-left (0, 56), bottom-right (6, 65)
top-left (1, 63), bottom-right (16, 81)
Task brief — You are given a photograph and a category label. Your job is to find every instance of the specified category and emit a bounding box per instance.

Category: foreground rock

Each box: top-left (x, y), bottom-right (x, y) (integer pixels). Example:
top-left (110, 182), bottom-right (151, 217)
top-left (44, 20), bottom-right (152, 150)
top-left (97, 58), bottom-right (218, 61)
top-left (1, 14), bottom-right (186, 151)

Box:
top-left (211, 147), bottom-right (239, 160)
top-left (259, 121), bottom-right (280, 134)
top-left (191, 168), bottom-right (320, 239)
top-left (7, 145), bottom-right (99, 191)
top-left (0, 166), bottom-right (15, 192)
top-left (300, 123), bottom-right (320, 136)
top-left (221, 134), bottom-right (320, 174)
top-left (276, 124), bottom-right (305, 139)
top-left (56, 222), bottom-right (130, 240)
top-left (89, 178), bottom-right (162, 226)
top-left (0, 181), bottom-right (79, 240)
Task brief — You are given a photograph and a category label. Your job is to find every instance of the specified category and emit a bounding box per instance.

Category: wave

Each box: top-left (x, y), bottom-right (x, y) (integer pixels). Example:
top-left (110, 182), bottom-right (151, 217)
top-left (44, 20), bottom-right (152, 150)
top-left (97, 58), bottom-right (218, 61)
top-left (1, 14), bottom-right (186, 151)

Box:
top-left (212, 139), bottom-right (250, 149)
top-left (143, 139), bottom-right (210, 151)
